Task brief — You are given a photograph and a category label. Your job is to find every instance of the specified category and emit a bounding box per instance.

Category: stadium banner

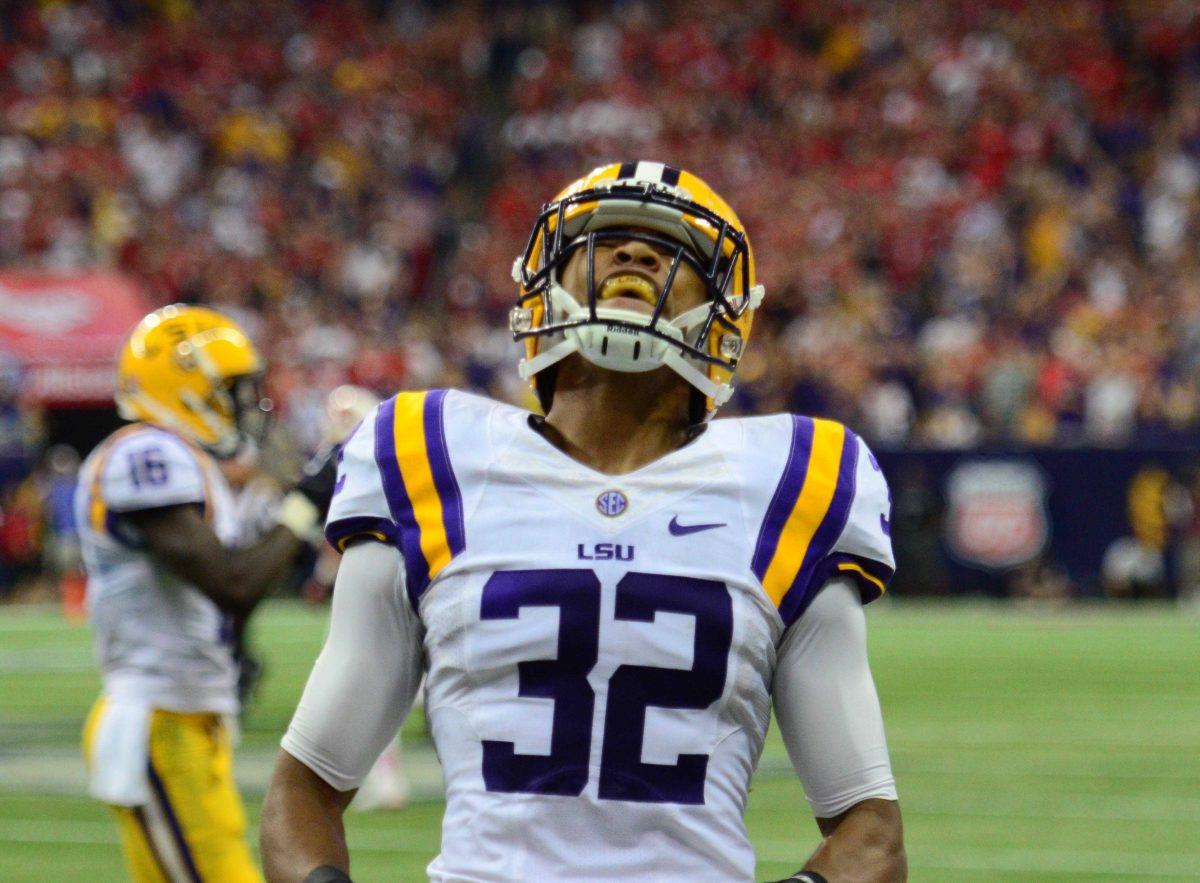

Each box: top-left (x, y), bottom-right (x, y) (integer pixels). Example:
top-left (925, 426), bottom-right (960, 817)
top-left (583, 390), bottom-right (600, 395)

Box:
top-left (0, 271), bottom-right (149, 407)
top-left (876, 448), bottom-right (1200, 600)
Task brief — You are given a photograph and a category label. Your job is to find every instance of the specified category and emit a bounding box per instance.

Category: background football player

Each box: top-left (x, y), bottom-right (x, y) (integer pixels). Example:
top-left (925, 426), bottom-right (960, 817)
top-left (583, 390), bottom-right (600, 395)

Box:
top-left (262, 164), bottom-right (906, 882)
top-left (78, 305), bottom-right (337, 882)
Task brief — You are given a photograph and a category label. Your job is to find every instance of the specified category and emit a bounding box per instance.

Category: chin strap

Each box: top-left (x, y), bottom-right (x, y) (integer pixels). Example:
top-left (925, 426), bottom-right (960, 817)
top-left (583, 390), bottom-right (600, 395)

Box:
top-left (661, 348), bottom-right (733, 405)
top-left (518, 336), bottom-right (578, 380)
top-left (516, 283), bottom-right (734, 405)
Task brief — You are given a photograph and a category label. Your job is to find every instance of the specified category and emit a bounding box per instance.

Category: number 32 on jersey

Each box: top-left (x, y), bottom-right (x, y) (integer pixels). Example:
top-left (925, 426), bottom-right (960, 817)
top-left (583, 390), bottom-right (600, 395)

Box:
top-left (477, 568), bottom-right (731, 805)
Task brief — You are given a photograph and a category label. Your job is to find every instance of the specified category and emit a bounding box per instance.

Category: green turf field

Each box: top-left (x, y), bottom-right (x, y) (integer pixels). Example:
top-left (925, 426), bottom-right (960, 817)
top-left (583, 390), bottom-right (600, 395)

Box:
top-left (1, 601), bottom-right (1197, 882)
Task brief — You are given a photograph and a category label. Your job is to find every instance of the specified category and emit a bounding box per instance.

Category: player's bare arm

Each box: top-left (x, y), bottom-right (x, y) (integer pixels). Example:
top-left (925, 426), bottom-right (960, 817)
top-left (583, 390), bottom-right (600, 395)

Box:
top-left (261, 751), bottom-right (355, 882)
top-left (129, 505), bottom-right (306, 613)
top-left (263, 541), bottom-right (421, 881)
top-left (802, 798), bottom-right (906, 882)
top-left (126, 445), bottom-right (337, 613)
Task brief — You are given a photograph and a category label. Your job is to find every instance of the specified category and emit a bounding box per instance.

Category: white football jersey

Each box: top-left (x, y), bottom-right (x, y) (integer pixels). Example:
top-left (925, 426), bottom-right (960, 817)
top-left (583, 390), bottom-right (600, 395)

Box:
top-left (325, 390), bottom-right (894, 882)
top-left (76, 424), bottom-right (242, 714)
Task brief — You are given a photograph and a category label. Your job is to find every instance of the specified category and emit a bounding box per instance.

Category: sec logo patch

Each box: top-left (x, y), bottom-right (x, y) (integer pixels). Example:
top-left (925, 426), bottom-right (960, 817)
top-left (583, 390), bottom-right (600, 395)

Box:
top-left (596, 490), bottom-right (628, 517)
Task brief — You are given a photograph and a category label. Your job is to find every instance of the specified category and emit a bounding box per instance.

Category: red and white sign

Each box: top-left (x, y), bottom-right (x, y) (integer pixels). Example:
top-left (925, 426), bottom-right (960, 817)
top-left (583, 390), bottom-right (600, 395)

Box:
top-left (0, 271), bottom-right (150, 406)
top-left (945, 461), bottom-right (1049, 569)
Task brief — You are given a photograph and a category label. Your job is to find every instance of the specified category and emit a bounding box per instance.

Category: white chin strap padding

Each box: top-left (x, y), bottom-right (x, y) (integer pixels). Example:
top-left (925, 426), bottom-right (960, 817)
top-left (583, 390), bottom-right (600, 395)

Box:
top-left (516, 282), bottom-right (734, 404)
top-left (550, 282), bottom-right (685, 374)
top-left (570, 306), bottom-right (682, 373)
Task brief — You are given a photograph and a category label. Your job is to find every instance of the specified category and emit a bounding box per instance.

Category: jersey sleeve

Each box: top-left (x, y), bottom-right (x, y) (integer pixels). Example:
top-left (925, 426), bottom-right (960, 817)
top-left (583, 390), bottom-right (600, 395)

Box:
top-left (100, 430), bottom-right (206, 513)
top-left (324, 404), bottom-right (401, 553)
top-left (749, 416), bottom-right (894, 628)
top-left (325, 389), bottom-right (469, 617)
top-left (824, 434), bottom-right (895, 604)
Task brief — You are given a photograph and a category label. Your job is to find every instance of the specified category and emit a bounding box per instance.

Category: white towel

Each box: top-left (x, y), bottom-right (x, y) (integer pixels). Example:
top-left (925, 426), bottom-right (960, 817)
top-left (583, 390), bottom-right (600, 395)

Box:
top-left (87, 699), bottom-right (152, 806)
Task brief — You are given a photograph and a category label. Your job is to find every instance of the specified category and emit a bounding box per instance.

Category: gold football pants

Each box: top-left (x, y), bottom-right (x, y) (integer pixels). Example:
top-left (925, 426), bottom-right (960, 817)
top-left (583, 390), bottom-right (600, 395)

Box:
top-left (83, 697), bottom-right (262, 882)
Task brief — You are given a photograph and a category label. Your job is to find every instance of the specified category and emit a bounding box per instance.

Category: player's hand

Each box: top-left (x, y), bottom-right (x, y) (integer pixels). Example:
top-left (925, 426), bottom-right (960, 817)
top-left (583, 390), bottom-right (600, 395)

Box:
top-left (294, 444), bottom-right (340, 518)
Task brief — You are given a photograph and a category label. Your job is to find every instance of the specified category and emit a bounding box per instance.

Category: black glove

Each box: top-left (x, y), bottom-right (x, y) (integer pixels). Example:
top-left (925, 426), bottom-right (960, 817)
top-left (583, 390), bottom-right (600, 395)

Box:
top-left (763, 873), bottom-right (828, 883)
top-left (294, 444), bottom-right (340, 518)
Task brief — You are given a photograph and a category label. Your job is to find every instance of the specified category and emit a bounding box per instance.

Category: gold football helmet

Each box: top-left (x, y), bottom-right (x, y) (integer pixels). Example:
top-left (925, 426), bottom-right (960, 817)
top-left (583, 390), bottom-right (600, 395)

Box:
top-left (512, 161), bottom-right (764, 418)
top-left (115, 304), bottom-right (271, 458)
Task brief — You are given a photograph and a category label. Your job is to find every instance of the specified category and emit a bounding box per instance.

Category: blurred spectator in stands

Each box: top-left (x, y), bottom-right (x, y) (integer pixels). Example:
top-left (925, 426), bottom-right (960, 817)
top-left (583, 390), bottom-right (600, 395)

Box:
top-left (1010, 554), bottom-right (1073, 604)
top-left (2, 0), bottom-right (1199, 451)
top-left (0, 355), bottom-right (42, 460)
top-left (0, 476), bottom-right (44, 597)
top-left (38, 444), bottom-right (80, 582)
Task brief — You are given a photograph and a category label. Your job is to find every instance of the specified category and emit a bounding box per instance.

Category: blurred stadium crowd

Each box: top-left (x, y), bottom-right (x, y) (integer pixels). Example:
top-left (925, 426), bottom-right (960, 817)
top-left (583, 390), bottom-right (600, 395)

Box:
top-left (5, 0), bottom-right (1200, 599)
top-left (5, 0), bottom-right (1200, 450)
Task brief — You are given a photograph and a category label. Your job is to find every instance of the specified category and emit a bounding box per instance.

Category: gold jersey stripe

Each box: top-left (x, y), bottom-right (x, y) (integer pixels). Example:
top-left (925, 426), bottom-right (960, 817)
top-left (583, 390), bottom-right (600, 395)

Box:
top-left (390, 392), bottom-right (453, 579)
top-left (761, 419), bottom-right (846, 607)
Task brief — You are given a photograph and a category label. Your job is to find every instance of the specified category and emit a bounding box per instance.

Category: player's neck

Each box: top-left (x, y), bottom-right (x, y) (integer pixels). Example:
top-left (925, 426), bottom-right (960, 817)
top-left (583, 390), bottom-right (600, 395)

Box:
top-left (541, 359), bottom-right (694, 476)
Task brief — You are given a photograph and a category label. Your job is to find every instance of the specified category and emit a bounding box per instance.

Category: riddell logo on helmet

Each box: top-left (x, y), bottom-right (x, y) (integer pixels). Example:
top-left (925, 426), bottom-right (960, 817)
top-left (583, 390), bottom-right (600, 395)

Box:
top-left (604, 324), bottom-right (641, 335)
top-left (596, 178), bottom-right (693, 202)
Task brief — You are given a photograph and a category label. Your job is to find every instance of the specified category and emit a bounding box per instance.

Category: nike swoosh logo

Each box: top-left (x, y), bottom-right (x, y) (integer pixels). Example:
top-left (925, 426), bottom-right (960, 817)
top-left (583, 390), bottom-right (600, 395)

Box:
top-left (880, 513), bottom-right (891, 536)
top-left (669, 516), bottom-right (726, 536)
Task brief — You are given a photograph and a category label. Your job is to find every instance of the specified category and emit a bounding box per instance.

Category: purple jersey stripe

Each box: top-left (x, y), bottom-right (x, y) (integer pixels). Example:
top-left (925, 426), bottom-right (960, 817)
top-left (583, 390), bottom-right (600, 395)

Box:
top-left (325, 515), bottom-right (401, 552)
top-left (104, 510), bottom-right (146, 550)
top-left (785, 552), bottom-right (894, 623)
top-left (751, 415), bottom-right (815, 580)
top-left (131, 806), bottom-right (173, 881)
top-left (832, 552), bottom-right (894, 601)
top-left (778, 432), bottom-right (861, 626)
top-left (146, 759), bottom-right (203, 883)
top-left (373, 396), bottom-right (431, 600)
top-left (423, 389), bottom-right (466, 556)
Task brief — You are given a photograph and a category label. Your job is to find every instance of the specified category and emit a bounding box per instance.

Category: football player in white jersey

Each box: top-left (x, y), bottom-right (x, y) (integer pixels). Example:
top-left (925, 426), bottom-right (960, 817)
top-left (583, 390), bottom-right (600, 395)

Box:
top-left (78, 305), bottom-right (338, 882)
top-left (262, 163), bottom-right (906, 882)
